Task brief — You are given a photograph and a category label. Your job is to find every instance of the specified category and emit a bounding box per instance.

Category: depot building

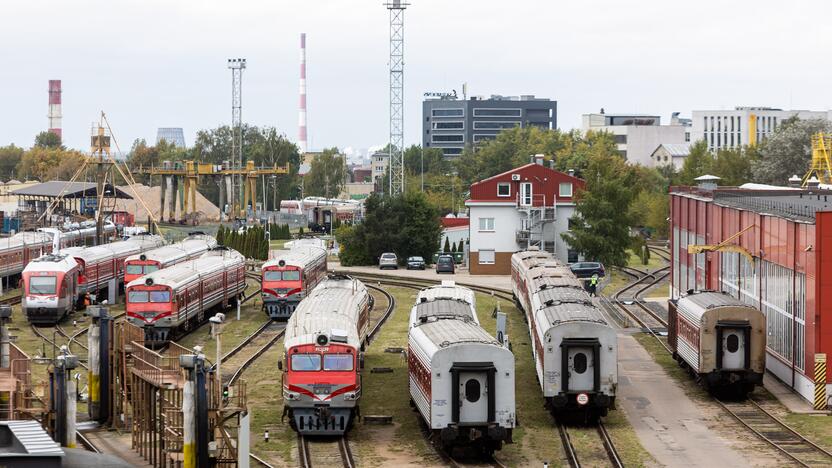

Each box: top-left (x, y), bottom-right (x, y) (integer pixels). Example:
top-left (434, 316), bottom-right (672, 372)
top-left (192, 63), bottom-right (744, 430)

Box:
top-left (670, 180), bottom-right (832, 405)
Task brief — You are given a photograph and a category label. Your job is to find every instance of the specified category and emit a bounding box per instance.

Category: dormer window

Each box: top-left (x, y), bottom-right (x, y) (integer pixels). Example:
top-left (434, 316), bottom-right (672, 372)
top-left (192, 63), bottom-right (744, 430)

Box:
top-left (497, 183), bottom-right (511, 197)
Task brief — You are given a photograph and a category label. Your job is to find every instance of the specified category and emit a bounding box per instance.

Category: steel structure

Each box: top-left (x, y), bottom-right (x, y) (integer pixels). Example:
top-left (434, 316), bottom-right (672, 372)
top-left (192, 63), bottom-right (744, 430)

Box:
top-left (803, 133), bottom-right (832, 186)
top-left (386, 1), bottom-right (408, 196)
top-left (299, 34), bottom-right (308, 155)
top-left (228, 58), bottom-right (246, 217)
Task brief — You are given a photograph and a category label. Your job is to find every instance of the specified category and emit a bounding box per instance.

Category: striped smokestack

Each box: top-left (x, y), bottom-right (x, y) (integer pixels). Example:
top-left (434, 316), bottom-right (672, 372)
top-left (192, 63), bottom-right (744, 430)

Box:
top-left (48, 80), bottom-right (62, 140)
top-left (298, 33), bottom-right (308, 154)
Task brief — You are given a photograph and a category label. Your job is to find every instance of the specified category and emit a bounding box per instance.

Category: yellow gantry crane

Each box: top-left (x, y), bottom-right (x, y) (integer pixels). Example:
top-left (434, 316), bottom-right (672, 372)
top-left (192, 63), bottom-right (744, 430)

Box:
top-left (802, 133), bottom-right (832, 186)
top-left (134, 160), bottom-right (289, 222)
top-left (687, 225), bottom-right (755, 264)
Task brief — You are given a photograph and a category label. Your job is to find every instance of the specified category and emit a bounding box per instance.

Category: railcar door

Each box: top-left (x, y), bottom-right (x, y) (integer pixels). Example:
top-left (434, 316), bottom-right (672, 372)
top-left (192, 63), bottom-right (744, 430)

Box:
top-left (458, 371), bottom-right (488, 424)
top-left (721, 328), bottom-right (746, 369)
top-left (566, 347), bottom-right (594, 391)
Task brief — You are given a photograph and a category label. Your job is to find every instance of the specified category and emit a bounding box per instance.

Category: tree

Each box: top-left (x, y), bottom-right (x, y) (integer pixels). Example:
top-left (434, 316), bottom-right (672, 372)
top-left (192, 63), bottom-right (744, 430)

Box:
top-left (0, 145), bottom-right (23, 181)
top-left (34, 131), bottom-right (63, 149)
top-left (403, 145), bottom-right (447, 176)
top-left (713, 147), bottom-right (754, 186)
top-left (443, 237), bottom-right (451, 253)
top-left (751, 117), bottom-right (832, 184)
top-left (17, 147), bottom-right (86, 181)
top-left (676, 140), bottom-right (713, 185)
top-left (561, 153), bottom-right (637, 268)
top-left (303, 147), bottom-right (345, 198)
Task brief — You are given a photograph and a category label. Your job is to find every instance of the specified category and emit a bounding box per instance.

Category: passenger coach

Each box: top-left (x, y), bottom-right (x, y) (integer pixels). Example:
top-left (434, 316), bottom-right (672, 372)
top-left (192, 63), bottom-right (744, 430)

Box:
top-left (669, 290), bottom-right (765, 396)
top-left (261, 246), bottom-right (327, 320)
top-left (124, 233), bottom-right (216, 284)
top-left (511, 248), bottom-right (617, 419)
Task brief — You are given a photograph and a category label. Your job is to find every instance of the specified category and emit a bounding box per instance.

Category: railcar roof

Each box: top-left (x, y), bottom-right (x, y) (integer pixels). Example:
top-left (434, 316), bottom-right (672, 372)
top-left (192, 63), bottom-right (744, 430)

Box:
top-left (284, 276), bottom-right (367, 349)
top-left (125, 237), bottom-right (215, 263)
top-left (412, 299), bottom-right (476, 324)
top-left (537, 302), bottom-right (609, 326)
top-left (531, 275), bottom-right (583, 291)
top-left (0, 231), bottom-right (51, 251)
top-left (415, 318), bottom-right (499, 348)
top-left (125, 250), bottom-right (243, 289)
top-left (23, 253), bottom-right (78, 272)
top-left (263, 247), bottom-right (326, 269)
top-left (416, 283), bottom-right (474, 304)
top-left (534, 286), bottom-right (592, 306)
top-left (678, 290), bottom-right (754, 318)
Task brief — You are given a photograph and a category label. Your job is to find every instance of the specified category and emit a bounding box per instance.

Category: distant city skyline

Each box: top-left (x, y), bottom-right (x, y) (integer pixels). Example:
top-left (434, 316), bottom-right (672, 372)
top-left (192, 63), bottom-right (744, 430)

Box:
top-left (2, 0), bottom-right (831, 154)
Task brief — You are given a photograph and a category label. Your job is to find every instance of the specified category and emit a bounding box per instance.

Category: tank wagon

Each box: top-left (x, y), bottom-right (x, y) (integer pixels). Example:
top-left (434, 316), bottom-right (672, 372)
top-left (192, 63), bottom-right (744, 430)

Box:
top-left (668, 290), bottom-right (766, 396)
top-left (511, 249), bottom-right (617, 419)
top-left (408, 282), bottom-right (515, 453)
top-left (124, 233), bottom-right (217, 284)
top-left (21, 254), bottom-right (80, 324)
top-left (280, 275), bottom-right (370, 435)
top-left (261, 246), bottom-right (327, 320)
top-left (125, 247), bottom-right (247, 345)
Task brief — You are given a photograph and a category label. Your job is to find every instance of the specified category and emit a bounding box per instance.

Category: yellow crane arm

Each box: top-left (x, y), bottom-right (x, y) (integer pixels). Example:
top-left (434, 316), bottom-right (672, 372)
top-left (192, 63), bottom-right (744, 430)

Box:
top-left (686, 225), bottom-right (755, 264)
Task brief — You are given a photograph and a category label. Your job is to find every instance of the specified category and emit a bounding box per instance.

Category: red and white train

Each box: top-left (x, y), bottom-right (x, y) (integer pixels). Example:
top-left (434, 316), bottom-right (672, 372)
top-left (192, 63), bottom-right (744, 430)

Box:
top-left (668, 290), bottom-right (766, 397)
top-left (511, 248), bottom-right (617, 419)
top-left (21, 233), bottom-right (164, 324)
top-left (408, 282), bottom-right (515, 453)
top-left (261, 245), bottom-right (327, 320)
top-left (280, 275), bottom-right (370, 435)
top-left (126, 247), bottom-right (247, 345)
top-left (124, 233), bottom-right (217, 284)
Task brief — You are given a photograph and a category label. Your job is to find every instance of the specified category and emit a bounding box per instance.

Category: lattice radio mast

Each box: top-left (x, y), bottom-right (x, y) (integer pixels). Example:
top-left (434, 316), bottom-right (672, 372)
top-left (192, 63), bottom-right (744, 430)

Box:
top-left (386, 0), bottom-right (408, 196)
top-left (227, 58), bottom-right (246, 218)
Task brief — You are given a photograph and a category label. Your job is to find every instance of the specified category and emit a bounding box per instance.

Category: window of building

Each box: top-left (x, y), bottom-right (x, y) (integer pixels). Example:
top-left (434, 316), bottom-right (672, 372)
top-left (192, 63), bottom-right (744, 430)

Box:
top-left (559, 182), bottom-right (573, 198)
top-left (614, 134), bottom-right (627, 144)
top-left (432, 108), bottom-right (464, 117)
top-left (442, 147), bottom-right (463, 155)
top-left (478, 249), bottom-right (495, 264)
top-left (497, 183), bottom-right (510, 197)
top-left (432, 134), bottom-right (464, 143)
top-left (478, 217), bottom-right (495, 231)
top-left (473, 121), bottom-right (520, 130)
top-left (473, 108), bottom-right (522, 117)
top-left (432, 121), bottom-right (464, 130)
top-left (473, 134), bottom-right (495, 143)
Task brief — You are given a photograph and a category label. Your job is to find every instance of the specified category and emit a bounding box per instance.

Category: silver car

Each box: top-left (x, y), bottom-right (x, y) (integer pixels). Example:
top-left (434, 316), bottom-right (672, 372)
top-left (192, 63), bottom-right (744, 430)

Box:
top-left (379, 252), bottom-right (398, 270)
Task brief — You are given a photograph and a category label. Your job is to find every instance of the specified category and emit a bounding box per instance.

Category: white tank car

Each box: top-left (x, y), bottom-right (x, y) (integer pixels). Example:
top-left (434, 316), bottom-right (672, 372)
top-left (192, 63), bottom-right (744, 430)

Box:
top-left (21, 253), bottom-right (80, 324)
top-left (281, 275), bottom-right (370, 435)
top-left (511, 250), bottom-right (617, 418)
top-left (408, 316), bottom-right (515, 452)
top-left (669, 290), bottom-right (765, 396)
top-left (261, 246), bottom-right (327, 319)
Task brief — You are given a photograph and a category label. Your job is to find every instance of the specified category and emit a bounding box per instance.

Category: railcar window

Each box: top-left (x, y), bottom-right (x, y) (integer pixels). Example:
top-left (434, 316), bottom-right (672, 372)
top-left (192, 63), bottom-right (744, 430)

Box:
top-left (465, 379), bottom-right (481, 402)
top-left (282, 270), bottom-right (301, 281)
top-left (263, 271), bottom-right (282, 281)
top-left (29, 276), bottom-right (56, 295)
top-left (128, 291), bottom-right (149, 303)
top-left (150, 291), bottom-right (171, 303)
top-left (726, 334), bottom-right (739, 353)
top-left (126, 265), bottom-right (143, 275)
top-left (573, 353), bottom-right (588, 374)
top-left (291, 354), bottom-right (321, 371)
top-left (323, 354), bottom-right (354, 371)
top-left (145, 265), bottom-right (159, 274)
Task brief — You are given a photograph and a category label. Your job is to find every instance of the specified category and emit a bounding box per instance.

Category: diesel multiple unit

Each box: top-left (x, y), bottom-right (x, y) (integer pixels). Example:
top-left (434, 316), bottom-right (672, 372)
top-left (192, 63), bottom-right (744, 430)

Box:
top-left (124, 233), bottom-right (217, 284)
top-left (511, 248), bottom-right (617, 419)
top-left (408, 282), bottom-right (515, 453)
top-left (261, 244), bottom-right (327, 320)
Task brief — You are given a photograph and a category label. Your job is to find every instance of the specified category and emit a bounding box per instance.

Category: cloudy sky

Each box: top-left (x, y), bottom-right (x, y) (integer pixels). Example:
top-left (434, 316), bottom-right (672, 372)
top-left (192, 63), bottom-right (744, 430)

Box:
top-left (2, 0), bottom-right (831, 155)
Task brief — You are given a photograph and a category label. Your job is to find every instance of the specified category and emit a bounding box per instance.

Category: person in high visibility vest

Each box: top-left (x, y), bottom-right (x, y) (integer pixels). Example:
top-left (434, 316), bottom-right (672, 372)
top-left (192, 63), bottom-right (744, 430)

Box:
top-left (589, 274), bottom-right (599, 297)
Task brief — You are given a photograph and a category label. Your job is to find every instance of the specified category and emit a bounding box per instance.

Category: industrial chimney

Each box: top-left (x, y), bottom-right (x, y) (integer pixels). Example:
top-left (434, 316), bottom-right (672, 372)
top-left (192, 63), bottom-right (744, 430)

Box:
top-left (48, 80), bottom-right (62, 140)
top-left (298, 33), bottom-right (308, 154)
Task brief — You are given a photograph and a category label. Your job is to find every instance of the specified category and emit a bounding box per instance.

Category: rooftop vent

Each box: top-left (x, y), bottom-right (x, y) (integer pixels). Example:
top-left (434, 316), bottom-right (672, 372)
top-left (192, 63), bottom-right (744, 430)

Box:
top-left (788, 175), bottom-right (802, 188)
top-left (807, 176), bottom-right (820, 189)
top-left (694, 174), bottom-right (721, 190)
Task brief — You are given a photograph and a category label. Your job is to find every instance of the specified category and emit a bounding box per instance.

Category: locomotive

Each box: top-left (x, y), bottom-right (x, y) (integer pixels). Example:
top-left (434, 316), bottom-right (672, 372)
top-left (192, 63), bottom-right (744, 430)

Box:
top-left (511, 248), bottom-right (617, 419)
top-left (124, 233), bottom-right (217, 284)
top-left (261, 245), bottom-right (327, 320)
top-left (408, 282), bottom-right (515, 453)
top-left (280, 275), bottom-right (370, 435)
top-left (668, 290), bottom-right (766, 396)
top-left (125, 247), bottom-right (247, 345)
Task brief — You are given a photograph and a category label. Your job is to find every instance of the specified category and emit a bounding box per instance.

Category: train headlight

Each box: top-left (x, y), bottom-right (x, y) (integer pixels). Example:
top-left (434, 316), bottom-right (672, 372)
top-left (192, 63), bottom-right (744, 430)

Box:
top-left (283, 390), bottom-right (300, 401)
top-left (343, 392), bottom-right (357, 401)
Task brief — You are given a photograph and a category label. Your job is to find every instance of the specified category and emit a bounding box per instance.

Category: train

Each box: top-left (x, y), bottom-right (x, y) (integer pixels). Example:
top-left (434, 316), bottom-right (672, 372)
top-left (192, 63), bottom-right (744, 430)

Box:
top-left (280, 197), bottom-right (363, 231)
top-left (261, 244), bottom-right (327, 320)
top-left (21, 233), bottom-right (164, 324)
top-left (280, 274), bottom-right (370, 435)
top-left (408, 282), bottom-right (515, 453)
top-left (511, 248), bottom-right (617, 420)
top-left (668, 290), bottom-right (766, 397)
top-left (123, 233), bottom-right (217, 284)
top-left (125, 247), bottom-right (247, 345)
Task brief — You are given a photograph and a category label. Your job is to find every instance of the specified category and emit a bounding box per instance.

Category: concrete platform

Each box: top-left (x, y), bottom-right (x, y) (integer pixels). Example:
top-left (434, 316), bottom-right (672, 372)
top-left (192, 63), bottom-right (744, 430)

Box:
top-left (329, 262), bottom-right (512, 291)
top-left (81, 430), bottom-right (151, 468)
top-left (763, 371), bottom-right (830, 415)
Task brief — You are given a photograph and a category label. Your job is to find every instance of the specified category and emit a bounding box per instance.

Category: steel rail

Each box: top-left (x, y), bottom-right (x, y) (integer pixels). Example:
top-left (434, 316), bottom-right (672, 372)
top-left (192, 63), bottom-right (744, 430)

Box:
top-left (76, 430), bottom-right (101, 453)
top-left (556, 420), bottom-right (581, 468)
top-left (30, 324), bottom-right (89, 370)
top-left (597, 421), bottom-right (624, 468)
top-left (226, 327), bottom-right (285, 386)
top-left (338, 436), bottom-right (356, 468)
top-left (298, 433), bottom-right (312, 468)
top-left (249, 452), bottom-right (276, 467)
top-left (365, 284), bottom-right (396, 343)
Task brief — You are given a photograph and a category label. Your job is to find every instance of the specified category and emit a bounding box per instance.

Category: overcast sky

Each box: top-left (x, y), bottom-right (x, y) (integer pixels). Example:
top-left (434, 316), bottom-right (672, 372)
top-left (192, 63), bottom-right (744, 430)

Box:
top-left (2, 0), bottom-right (831, 156)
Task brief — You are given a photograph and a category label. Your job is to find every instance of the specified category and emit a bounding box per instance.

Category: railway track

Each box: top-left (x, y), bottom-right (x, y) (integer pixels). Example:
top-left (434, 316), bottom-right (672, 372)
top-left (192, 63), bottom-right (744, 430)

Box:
top-left (353, 273), bottom-right (514, 305)
top-left (223, 321), bottom-right (286, 386)
top-left (297, 433), bottom-right (356, 468)
top-left (364, 284), bottom-right (396, 343)
top-left (30, 324), bottom-right (89, 370)
top-left (556, 419), bottom-right (623, 468)
top-left (716, 398), bottom-right (832, 467)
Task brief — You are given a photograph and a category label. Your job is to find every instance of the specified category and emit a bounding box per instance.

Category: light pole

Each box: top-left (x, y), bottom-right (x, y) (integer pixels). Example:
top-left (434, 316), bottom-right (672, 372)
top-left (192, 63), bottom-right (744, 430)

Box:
top-left (210, 313), bottom-right (226, 398)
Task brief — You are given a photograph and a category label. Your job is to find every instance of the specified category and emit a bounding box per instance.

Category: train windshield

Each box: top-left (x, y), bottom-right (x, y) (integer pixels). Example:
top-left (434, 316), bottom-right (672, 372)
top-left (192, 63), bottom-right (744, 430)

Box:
top-left (126, 264), bottom-right (143, 275)
top-left (128, 291), bottom-right (149, 303)
top-left (264, 270), bottom-right (300, 281)
top-left (150, 291), bottom-right (170, 302)
top-left (291, 354), bottom-right (321, 371)
top-left (28, 276), bottom-right (56, 295)
top-left (282, 270), bottom-right (301, 281)
top-left (144, 265), bottom-right (159, 274)
top-left (323, 354), bottom-right (353, 371)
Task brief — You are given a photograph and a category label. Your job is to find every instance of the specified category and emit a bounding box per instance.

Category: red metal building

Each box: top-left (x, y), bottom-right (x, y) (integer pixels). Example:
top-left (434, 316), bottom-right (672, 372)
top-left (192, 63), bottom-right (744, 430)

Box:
top-left (670, 185), bottom-right (832, 405)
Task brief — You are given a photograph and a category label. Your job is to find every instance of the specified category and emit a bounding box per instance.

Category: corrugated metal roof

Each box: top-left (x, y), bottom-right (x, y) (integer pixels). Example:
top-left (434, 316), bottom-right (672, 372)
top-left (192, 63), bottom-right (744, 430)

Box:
top-left (263, 246), bottom-right (326, 270)
top-left (416, 319), bottom-right (498, 348)
top-left (284, 276), bottom-right (368, 349)
top-left (1, 420), bottom-right (64, 456)
top-left (655, 143), bottom-right (692, 157)
top-left (412, 299), bottom-right (476, 324)
top-left (678, 290), bottom-right (751, 318)
top-left (126, 248), bottom-right (243, 289)
top-left (11, 181), bottom-right (132, 199)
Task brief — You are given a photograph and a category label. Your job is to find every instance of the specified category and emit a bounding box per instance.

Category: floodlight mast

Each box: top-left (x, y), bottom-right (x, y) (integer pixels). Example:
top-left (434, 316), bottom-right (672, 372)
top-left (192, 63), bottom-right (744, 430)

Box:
top-left (386, 0), bottom-right (409, 197)
top-left (227, 58), bottom-right (246, 218)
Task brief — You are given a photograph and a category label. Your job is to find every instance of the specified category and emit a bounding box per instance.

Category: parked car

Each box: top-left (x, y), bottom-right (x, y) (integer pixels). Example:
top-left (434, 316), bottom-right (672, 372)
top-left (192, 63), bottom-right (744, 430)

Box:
top-left (435, 254), bottom-right (455, 274)
top-left (569, 261), bottom-right (605, 279)
top-left (379, 252), bottom-right (398, 270)
top-left (406, 256), bottom-right (426, 270)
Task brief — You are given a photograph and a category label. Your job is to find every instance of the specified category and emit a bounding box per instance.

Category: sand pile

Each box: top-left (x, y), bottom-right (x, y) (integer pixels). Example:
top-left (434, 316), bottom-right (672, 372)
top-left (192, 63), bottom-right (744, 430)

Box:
top-left (114, 184), bottom-right (221, 222)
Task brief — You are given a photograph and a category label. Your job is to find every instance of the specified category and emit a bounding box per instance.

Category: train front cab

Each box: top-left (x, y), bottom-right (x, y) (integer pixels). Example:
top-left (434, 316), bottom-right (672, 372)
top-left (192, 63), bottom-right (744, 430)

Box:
top-left (125, 283), bottom-right (174, 345)
top-left (281, 336), bottom-right (362, 435)
top-left (262, 263), bottom-right (304, 320)
top-left (124, 258), bottom-right (160, 284)
top-left (22, 272), bottom-right (72, 324)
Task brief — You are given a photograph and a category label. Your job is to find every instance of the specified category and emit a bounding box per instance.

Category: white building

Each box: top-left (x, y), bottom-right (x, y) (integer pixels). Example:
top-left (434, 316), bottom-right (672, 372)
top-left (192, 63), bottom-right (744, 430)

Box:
top-left (651, 143), bottom-right (692, 170)
top-left (370, 152), bottom-right (388, 186)
top-left (690, 107), bottom-right (832, 152)
top-left (582, 112), bottom-right (690, 167)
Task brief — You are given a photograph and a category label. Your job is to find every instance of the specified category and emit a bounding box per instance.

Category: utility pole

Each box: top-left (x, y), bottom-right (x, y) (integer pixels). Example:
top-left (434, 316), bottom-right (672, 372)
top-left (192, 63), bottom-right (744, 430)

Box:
top-left (385, 0), bottom-right (409, 196)
top-left (228, 58), bottom-right (246, 218)
top-left (420, 146), bottom-right (424, 192)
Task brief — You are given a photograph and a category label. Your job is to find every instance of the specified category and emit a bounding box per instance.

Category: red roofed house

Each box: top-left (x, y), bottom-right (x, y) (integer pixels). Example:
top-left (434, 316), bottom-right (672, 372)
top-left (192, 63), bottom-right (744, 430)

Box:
top-left (465, 158), bottom-right (586, 274)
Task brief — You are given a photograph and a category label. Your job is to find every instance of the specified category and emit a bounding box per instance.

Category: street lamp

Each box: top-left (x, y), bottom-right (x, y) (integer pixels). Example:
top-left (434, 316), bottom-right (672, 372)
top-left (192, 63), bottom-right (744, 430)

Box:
top-left (209, 313), bottom-right (226, 393)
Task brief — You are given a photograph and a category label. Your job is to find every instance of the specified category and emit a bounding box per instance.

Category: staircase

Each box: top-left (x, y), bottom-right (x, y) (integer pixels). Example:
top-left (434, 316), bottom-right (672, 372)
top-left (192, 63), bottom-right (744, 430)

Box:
top-left (516, 193), bottom-right (556, 251)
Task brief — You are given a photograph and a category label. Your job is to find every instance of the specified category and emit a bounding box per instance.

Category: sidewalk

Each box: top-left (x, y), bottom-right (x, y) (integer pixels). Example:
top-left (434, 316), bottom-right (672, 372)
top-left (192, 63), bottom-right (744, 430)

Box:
top-left (763, 371), bottom-right (830, 415)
